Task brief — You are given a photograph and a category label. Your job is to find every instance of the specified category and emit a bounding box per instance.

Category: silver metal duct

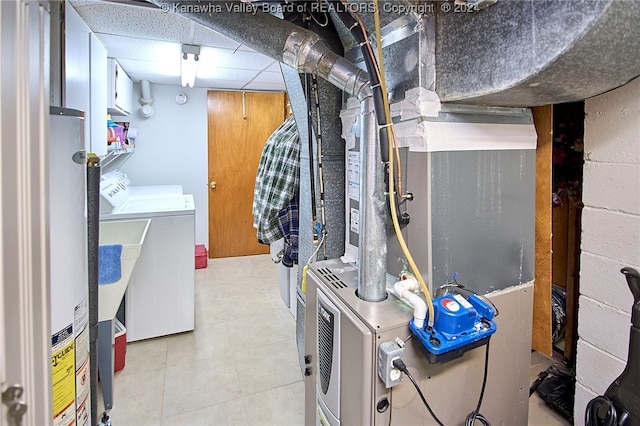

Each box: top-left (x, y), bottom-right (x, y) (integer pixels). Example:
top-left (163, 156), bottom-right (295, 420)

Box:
top-left (278, 17), bottom-right (348, 291)
top-left (334, 0), bottom-right (640, 106)
top-left (435, 0), bottom-right (640, 106)
top-left (357, 97), bottom-right (387, 302)
top-left (149, 1), bottom-right (387, 301)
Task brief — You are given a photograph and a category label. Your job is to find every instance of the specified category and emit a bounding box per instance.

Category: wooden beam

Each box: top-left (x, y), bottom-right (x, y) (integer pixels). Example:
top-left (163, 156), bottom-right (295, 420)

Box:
top-left (532, 105), bottom-right (553, 356)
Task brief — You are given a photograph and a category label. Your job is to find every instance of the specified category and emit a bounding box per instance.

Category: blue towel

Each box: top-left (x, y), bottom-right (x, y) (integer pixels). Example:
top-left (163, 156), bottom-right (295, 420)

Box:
top-left (98, 244), bottom-right (122, 284)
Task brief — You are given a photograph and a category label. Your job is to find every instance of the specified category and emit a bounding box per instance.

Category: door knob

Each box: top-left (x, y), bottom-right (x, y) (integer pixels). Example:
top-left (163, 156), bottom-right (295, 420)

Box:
top-left (210, 181), bottom-right (217, 189)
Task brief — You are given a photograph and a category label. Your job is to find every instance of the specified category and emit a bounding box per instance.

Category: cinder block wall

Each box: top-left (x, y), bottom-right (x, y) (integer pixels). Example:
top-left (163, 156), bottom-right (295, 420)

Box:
top-left (574, 77), bottom-right (640, 423)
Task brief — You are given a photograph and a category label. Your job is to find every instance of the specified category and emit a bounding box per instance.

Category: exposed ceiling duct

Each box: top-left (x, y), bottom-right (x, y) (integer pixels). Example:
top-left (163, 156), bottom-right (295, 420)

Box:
top-left (148, 0), bottom-right (640, 301)
top-left (332, 0), bottom-right (640, 106)
top-left (435, 0), bottom-right (640, 106)
top-left (146, 0), bottom-right (389, 301)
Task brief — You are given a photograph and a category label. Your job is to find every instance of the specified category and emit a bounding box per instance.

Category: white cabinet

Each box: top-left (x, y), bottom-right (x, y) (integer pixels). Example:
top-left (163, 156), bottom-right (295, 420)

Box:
top-left (89, 33), bottom-right (107, 157)
top-left (124, 214), bottom-right (195, 341)
top-left (107, 58), bottom-right (133, 116)
top-left (64, 2), bottom-right (91, 152)
top-left (64, 2), bottom-right (109, 155)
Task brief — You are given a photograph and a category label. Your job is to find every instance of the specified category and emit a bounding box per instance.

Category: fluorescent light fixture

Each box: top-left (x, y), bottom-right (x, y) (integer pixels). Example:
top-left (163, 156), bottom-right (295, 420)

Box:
top-left (181, 44), bottom-right (200, 88)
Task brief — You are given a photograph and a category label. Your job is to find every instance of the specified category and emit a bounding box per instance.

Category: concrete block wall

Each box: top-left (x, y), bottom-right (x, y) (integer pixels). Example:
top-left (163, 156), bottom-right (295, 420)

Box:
top-left (574, 77), bottom-right (640, 423)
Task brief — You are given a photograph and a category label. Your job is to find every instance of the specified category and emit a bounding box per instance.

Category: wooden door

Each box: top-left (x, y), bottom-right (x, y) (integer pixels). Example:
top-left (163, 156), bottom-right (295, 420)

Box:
top-left (532, 105), bottom-right (553, 356)
top-left (207, 91), bottom-right (286, 258)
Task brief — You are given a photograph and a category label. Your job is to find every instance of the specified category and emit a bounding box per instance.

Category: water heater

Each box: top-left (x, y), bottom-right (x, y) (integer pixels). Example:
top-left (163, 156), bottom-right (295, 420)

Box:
top-left (49, 108), bottom-right (91, 426)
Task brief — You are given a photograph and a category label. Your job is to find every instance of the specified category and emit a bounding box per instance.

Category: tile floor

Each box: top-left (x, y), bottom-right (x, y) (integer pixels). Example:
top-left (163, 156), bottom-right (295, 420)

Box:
top-left (100, 254), bottom-right (571, 425)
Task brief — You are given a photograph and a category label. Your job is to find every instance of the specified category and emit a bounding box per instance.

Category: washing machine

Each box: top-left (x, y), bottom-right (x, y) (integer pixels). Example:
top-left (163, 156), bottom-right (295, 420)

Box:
top-left (100, 170), bottom-right (196, 341)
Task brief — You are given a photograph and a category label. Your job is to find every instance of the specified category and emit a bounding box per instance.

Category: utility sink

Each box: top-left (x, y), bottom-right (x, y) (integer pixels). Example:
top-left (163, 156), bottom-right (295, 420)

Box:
top-left (98, 219), bottom-right (151, 322)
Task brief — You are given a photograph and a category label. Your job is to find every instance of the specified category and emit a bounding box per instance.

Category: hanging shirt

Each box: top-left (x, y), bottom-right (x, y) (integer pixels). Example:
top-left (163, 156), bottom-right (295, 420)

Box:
top-left (277, 193), bottom-right (299, 267)
top-left (252, 116), bottom-right (300, 244)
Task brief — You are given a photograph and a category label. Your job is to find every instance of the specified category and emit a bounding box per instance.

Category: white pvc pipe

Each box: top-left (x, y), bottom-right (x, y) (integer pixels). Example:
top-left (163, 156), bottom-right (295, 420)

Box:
top-left (140, 80), bottom-right (153, 105)
top-left (394, 278), bottom-right (428, 328)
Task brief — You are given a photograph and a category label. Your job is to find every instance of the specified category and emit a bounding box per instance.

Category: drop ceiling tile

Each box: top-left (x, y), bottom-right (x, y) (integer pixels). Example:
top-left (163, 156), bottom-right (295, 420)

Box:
top-left (242, 82), bottom-right (286, 92)
top-left (74, 3), bottom-right (192, 43)
top-left (96, 34), bottom-right (181, 62)
top-left (192, 24), bottom-right (242, 50)
top-left (131, 75), bottom-right (181, 87)
top-left (117, 58), bottom-right (181, 81)
top-left (202, 80), bottom-right (247, 90)
top-left (251, 71), bottom-right (285, 85)
top-left (201, 48), bottom-right (274, 71)
top-left (198, 67), bottom-right (259, 83)
top-left (73, 1), bottom-right (279, 89)
top-left (264, 61), bottom-right (284, 73)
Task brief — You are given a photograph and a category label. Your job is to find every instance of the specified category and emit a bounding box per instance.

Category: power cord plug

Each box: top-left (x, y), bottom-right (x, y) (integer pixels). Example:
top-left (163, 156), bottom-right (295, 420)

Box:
top-left (392, 358), bottom-right (408, 374)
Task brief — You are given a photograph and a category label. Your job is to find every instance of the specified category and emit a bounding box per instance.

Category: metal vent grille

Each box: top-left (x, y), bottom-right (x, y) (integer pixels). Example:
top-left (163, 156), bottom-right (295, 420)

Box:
top-left (317, 303), bottom-right (334, 395)
top-left (318, 268), bottom-right (348, 289)
top-left (295, 296), bottom-right (306, 373)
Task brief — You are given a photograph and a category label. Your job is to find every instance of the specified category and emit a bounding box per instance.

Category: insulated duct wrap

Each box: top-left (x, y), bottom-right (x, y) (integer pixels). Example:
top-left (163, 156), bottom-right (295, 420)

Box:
top-left (86, 155), bottom-right (100, 426)
top-left (435, 0), bottom-right (640, 106)
top-left (333, 0), bottom-right (640, 106)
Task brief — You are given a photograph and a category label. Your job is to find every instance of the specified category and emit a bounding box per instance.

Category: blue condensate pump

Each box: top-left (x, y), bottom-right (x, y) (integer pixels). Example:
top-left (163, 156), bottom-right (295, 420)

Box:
top-left (410, 292), bottom-right (497, 363)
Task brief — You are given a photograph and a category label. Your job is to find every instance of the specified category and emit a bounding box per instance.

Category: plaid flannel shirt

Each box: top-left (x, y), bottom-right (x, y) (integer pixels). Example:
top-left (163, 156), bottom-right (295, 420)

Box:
top-left (252, 116), bottom-right (300, 244)
top-left (277, 193), bottom-right (299, 267)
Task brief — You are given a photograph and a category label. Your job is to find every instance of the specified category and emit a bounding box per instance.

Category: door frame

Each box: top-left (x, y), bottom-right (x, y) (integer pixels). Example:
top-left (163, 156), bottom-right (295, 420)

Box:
top-left (1, 1), bottom-right (52, 423)
top-left (532, 105), bottom-right (553, 356)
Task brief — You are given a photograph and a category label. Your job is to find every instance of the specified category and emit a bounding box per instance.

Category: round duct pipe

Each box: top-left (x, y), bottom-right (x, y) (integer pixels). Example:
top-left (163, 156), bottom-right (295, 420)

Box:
top-left (139, 80), bottom-right (154, 118)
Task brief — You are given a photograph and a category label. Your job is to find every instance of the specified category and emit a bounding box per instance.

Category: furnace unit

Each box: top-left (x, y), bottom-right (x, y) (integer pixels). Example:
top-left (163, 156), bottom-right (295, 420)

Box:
top-left (305, 259), bottom-right (510, 426)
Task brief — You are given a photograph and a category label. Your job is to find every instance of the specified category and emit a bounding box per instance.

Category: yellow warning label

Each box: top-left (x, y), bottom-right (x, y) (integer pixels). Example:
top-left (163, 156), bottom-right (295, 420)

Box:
top-left (52, 339), bottom-right (75, 420)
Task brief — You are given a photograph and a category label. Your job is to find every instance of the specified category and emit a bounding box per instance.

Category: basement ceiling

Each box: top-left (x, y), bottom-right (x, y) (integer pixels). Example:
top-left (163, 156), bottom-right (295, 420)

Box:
top-left (70, 0), bottom-right (286, 91)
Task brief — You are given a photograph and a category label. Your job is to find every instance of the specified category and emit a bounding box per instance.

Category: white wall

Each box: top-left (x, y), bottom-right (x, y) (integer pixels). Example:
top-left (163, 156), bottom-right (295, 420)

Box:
top-left (574, 77), bottom-right (640, 423)
top-left (113, 83), bottom-right (209, 247)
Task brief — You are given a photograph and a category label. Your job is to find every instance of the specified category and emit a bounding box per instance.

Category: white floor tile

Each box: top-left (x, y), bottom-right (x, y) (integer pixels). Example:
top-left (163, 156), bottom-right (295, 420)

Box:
top-left (162, 355), bottom-right (242, 417)
top-left (161, 399), bottom-right (249, 426)
top-left (234, 339), bottom-right (303, 396)
top-left (241, 381), bottom-right (305, 426)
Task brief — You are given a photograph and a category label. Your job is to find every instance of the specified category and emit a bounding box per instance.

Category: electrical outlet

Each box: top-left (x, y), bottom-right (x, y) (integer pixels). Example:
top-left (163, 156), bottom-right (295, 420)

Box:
top-left (378, 341), bottom-right (404, 388)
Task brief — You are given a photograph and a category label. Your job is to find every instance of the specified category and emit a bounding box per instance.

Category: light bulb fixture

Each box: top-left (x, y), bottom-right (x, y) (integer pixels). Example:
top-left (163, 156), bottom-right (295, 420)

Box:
top-left (181, 44), bottom-right (200, 88)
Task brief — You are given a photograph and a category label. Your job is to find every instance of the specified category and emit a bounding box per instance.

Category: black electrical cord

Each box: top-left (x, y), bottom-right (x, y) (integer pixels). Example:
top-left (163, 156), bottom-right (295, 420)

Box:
top-left (304, 71), bottom-right (318, 225)
top-left (324, 0), bottom-right (414, 228)
top-left (392, 358), bottom-right (445, 426)
top-left (585, 396), bottom-right (623, 426)
top-left (465, 340), bottom-right (492, 426)
top-left (324, 0), bottom-right (390, 163)
top-left (393, 340), bottom-right (493, 426)
top-left (388, 385), bottom-right (393, 426)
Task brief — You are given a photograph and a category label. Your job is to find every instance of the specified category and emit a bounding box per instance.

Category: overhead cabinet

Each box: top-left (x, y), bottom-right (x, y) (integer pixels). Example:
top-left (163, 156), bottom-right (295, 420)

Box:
top-left (107, 58), bottom-right (133, 116)
top-left (89, 33), bottom-right (108, 157)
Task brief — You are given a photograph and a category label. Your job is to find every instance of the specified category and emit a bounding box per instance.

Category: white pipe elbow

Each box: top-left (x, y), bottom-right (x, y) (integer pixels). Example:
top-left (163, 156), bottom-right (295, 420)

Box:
top-left (394, 280), bottom-right (428, 328)
top-left (407, 293), bottom-right (427, 328)
top-left (399, 274), bottom-right (420, 292)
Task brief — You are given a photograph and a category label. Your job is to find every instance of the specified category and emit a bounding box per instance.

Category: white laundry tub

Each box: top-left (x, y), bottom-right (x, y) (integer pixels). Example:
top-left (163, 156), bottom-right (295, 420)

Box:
top-left (98, 219), bottom-right (150, 322)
